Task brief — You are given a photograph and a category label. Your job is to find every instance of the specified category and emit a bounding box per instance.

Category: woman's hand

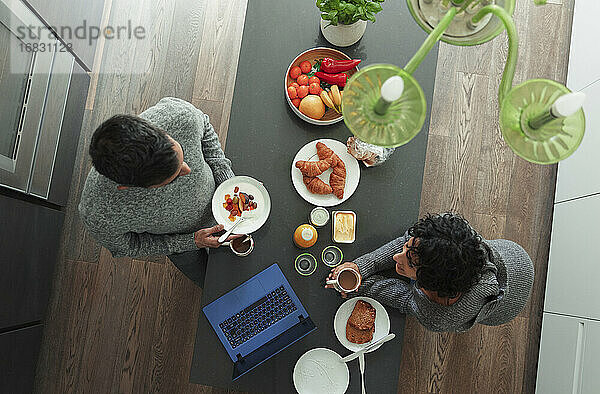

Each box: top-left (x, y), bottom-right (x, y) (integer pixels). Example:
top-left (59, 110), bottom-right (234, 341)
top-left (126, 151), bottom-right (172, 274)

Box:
top-left (325, 262), bottom-right (362, 298)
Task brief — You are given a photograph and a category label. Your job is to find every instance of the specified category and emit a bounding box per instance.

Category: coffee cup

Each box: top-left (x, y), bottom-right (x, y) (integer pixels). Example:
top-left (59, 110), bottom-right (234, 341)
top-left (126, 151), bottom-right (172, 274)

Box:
top-left (326, 267), bottom-right (361, 293)
top-left (224, 235), bottom-right (254, 257)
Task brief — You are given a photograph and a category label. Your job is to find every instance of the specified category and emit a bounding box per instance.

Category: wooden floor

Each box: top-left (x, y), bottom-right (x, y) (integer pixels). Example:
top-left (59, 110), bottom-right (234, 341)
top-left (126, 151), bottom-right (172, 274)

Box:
top-left (34, 0), bottom-right (575, 393)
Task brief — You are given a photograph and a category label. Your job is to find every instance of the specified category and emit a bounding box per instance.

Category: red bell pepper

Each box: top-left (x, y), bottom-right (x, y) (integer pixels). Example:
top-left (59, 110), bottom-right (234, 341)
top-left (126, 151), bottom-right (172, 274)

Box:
top-left (320, 58), bottom-right (361, 73)
top-left (315, 71), bottom-right (347, 88)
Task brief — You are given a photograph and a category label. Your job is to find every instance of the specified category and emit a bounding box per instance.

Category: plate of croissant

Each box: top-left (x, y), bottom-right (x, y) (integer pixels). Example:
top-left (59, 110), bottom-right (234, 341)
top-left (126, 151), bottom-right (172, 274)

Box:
top-left (291, 139), bottom-right (360, 207)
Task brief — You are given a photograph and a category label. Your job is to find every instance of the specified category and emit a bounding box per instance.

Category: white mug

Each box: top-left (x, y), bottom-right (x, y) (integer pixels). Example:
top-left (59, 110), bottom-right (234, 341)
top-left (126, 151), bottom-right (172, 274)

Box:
top-left (223, 235), bottom-right (254, 257)
top-left (326, 267), bottom-right (361, 293)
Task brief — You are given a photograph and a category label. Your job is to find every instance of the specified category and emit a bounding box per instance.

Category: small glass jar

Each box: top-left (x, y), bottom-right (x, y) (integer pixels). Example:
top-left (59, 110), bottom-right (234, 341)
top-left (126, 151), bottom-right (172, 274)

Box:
top-left (310, 207), bottom-right (329, 227)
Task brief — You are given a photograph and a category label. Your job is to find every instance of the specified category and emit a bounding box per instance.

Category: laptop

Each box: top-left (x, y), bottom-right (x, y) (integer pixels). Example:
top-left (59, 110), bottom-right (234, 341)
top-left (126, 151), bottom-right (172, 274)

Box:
top-left (203, 263), bottom-right (316, 380)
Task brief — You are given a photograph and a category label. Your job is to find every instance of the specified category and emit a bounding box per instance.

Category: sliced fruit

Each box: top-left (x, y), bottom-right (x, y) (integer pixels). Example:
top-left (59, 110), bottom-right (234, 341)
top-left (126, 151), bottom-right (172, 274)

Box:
top-left (292, 98), bottom-right (301, 107)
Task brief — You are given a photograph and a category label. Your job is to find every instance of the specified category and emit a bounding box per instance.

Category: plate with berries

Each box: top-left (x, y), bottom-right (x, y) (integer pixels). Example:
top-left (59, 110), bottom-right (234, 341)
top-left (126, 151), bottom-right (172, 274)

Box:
top-left (212, 176), bottom-right (271, 234)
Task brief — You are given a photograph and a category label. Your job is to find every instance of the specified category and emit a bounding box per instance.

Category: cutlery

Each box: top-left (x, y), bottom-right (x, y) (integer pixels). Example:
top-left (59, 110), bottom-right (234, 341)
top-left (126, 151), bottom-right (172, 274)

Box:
top-left (218, 217), bottom-right (245, 243)
top-left (341, 333), bottom-right (395, 363)
top-left (359, 353), bottom-right (366, 394)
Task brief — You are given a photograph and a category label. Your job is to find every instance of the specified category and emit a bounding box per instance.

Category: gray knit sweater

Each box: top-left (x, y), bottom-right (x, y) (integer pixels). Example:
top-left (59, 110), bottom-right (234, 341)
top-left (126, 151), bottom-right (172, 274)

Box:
top-left (79, 97), bottom-right (234, 257)
top-left (354, 232), bottom-right (534, 332)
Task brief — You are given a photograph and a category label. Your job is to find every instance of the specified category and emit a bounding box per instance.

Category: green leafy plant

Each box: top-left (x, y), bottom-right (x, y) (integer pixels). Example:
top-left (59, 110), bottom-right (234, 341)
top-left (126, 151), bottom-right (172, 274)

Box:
top-left (317, 0), bottom-right (385, 26)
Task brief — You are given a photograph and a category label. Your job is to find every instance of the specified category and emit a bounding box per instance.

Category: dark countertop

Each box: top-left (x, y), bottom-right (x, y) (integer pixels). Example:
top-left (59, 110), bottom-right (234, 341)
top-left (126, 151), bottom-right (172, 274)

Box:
top-left (190, 0), bottom-right (439, 392)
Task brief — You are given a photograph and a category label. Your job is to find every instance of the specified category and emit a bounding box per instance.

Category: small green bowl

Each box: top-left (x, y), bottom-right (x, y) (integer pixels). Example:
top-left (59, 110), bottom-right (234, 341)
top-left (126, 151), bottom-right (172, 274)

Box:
top-left (295, 253), bottom-right (317, 276)
top-left (322, 246), bottom-right (343, 267)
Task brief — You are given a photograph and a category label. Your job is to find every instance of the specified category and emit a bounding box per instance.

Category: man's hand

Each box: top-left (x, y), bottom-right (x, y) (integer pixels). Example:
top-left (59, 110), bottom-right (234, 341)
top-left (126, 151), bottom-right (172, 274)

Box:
top-left (325, 262), bottom-right (362, 298)
top-left (194, 224), bottom-right (242, 248)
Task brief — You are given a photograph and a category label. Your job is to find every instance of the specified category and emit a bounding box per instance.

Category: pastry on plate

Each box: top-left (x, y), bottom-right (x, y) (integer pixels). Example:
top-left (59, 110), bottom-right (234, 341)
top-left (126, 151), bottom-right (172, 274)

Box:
top-left (295, 158), bottom-right (332, 177)
top-left (346, 300), bottom-right (376, 344)
top-left (348, 300), bottom-right (376, 331)
top-left (316, 142), bottom-right (346, 199)
top-left (303, 176), bottom-right (333, 195)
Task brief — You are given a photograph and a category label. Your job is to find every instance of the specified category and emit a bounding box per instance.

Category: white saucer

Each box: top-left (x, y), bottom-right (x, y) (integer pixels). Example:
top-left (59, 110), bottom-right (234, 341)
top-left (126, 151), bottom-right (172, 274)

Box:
top-left (293, 348), bottom-right (349, 394)
top-left (334, 296), bottom-right (390, 352)
top-left (291, 139), bottom-right (360, 207)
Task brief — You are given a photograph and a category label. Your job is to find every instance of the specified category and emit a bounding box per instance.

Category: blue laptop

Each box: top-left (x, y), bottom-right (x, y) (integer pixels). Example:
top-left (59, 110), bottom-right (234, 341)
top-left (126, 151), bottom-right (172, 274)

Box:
top-left (203, 263), bottom-right (316, 380)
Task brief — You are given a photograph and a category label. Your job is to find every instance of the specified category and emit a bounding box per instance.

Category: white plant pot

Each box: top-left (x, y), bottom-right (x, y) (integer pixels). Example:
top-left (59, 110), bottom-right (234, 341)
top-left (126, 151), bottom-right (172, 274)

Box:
top-left (320, 19), bottom-right (367, 47)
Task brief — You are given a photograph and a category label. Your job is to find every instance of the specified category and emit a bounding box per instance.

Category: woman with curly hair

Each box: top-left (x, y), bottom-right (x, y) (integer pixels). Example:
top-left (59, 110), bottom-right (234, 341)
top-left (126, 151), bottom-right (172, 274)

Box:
top-left (326, 213), bottom-right (534, 332)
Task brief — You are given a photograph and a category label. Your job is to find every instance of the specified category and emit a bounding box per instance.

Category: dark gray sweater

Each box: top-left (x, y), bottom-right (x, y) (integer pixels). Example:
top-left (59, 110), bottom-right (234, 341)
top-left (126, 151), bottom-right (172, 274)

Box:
top-left (79, 97), bottom-right (234, 257)
top-left (354, 232), bottom-right (534, 332)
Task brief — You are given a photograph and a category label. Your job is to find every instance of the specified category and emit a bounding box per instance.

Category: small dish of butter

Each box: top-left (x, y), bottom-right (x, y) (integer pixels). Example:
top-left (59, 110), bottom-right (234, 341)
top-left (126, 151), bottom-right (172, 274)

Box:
top-left (332, 211), bottom-right (356, 243)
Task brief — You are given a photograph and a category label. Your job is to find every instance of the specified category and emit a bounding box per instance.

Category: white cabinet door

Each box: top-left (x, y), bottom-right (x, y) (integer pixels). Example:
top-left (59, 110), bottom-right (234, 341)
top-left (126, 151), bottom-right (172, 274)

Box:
top-left (555, 0), bottom-right (600, 203)
top-left (545, 194), bottom-right (600, 320)
top-left (536, 313), bottom-right (600, 394)
top-left (555, 81), bottom-right (600, 203)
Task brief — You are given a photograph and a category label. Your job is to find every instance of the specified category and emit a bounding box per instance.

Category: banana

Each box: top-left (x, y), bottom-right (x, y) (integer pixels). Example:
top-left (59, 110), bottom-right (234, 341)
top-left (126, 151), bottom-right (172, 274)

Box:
top-left (331, 85), bottom-right (341, 106)
top-left (320, 90), bottom-right (336, 110)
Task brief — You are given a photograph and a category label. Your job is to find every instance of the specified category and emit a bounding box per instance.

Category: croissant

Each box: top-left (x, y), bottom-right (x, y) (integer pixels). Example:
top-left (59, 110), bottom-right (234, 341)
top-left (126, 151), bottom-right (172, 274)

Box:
top-left (303, 176), bottom-right (333, 195)
top-left (329, 166), bottom-right (346, 199)
top-left (295, 159), bottom-right (331, 177)
top-left (316, 142), bottom-right (335, 161)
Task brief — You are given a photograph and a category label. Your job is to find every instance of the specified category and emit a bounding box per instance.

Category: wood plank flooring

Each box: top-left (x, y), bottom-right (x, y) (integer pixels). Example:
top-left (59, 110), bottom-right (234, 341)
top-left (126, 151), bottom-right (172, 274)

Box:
top-left (34, 0), bottom-right (574, 393)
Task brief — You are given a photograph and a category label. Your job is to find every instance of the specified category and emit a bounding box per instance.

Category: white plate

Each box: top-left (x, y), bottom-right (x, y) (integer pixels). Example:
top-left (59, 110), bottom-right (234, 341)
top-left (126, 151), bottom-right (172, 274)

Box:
top-left (212, 176), bottom-right (271, 234)
top-left (334, 297), bottom-right (390, 353)
top-left (291, 139), bottom-right (360, 207)
top-left (293, 348), bottom-right (349, 394)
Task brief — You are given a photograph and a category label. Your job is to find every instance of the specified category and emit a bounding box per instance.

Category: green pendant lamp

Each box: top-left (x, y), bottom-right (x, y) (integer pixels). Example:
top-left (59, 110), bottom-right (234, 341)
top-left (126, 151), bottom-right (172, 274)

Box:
top-left (342, 0), bottom-right (586, 164)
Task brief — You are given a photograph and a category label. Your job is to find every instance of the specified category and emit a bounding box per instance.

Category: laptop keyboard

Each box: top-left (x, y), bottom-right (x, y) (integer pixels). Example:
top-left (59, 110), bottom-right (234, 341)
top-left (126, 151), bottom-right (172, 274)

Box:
top-left (219, 285), bottom-right (298, 349)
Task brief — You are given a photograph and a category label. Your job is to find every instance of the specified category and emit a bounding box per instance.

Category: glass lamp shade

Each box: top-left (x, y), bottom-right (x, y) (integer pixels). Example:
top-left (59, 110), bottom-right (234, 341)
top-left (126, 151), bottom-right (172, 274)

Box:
top-left (500, 79), bottom-right (585, 164)
top-left (341, 64), bottom-right (427, 148)
top-left (406, 0), bottom-right (516, 46)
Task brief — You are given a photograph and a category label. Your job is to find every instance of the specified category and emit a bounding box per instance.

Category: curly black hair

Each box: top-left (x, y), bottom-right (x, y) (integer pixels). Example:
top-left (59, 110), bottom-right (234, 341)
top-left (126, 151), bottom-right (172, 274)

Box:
top-left (405, 213), bottom-right (492, 298)
top-left (89, 115), bottom-right (179, 187)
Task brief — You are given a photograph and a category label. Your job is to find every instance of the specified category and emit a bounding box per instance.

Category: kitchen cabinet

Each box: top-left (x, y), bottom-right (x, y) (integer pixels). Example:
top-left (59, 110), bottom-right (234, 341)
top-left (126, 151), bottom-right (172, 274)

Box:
top-left (545, 194), bottom-right (600, 321)
top-left (536, 313), bottom-right (600, 394)
top-left (0, 194), bottom-right (64, 330)
top-left (23, 0), bottom-right (106, 70)
top-left (0, 324), bottom-right (43, 394)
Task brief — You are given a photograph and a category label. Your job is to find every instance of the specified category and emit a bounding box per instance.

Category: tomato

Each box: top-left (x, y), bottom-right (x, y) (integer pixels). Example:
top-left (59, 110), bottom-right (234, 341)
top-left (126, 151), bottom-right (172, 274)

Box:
top-left (289, 66), bottom-right (302, 79)
top-left (308, 76), bottom-right (320, 85)
top-left (300, 60), bottom-right (312, 74)
top-left (287, 86), bottom-right (298, 99)
top-left (289, 82), bottom-right (300, 89)
top-left (297, 85), bottom-right (309, 99)
top-left (292, 98), bottom-right (301, 107)
top-left (297, 74), bottom-right (309, 86)
top-left (309, 82), bottom-right (321, 95)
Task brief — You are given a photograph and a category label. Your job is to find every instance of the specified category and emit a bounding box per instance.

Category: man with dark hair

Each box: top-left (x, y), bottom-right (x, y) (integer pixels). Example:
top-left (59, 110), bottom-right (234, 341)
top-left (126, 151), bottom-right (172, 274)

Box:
top-left (79, 97), bottom-right (238, 286)
top-left (326, 213), bottom-right (534, 332)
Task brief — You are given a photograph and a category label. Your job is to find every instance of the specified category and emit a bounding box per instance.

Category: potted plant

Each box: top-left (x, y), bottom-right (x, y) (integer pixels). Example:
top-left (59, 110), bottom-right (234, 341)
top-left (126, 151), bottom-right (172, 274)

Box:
top-left (317, 0), bottom-right (385, 47)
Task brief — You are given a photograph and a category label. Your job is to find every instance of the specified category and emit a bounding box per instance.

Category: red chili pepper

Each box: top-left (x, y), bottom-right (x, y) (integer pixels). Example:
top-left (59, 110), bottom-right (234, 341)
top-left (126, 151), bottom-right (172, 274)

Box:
top-left (320, 58), bottom-right (361, 73)
top-left (315, 72), bottom-right (347, 88)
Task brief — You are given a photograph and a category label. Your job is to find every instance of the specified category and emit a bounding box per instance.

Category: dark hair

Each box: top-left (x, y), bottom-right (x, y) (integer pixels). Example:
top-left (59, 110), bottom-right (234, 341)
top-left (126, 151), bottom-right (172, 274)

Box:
top-left (406, 213), bottom-right (492, 298)
top-left (89, 115), bottom-right (179, 187)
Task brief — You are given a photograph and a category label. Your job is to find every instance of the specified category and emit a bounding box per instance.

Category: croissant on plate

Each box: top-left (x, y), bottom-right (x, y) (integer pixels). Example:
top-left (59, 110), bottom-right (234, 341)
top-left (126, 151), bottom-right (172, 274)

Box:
top-left (330, 165), bottom-right (346, 199)
top-left (303, 176), bottom-right (333, 195)
top-left (295, 159), bottom-right (331, 177)
top-left (316, 142), bottom-right (335, 161)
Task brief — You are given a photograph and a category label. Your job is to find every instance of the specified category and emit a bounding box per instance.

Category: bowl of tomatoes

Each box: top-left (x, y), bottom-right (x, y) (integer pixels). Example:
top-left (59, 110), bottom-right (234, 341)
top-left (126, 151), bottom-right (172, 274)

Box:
top-left (285, 47), bottom-right (360, 126)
